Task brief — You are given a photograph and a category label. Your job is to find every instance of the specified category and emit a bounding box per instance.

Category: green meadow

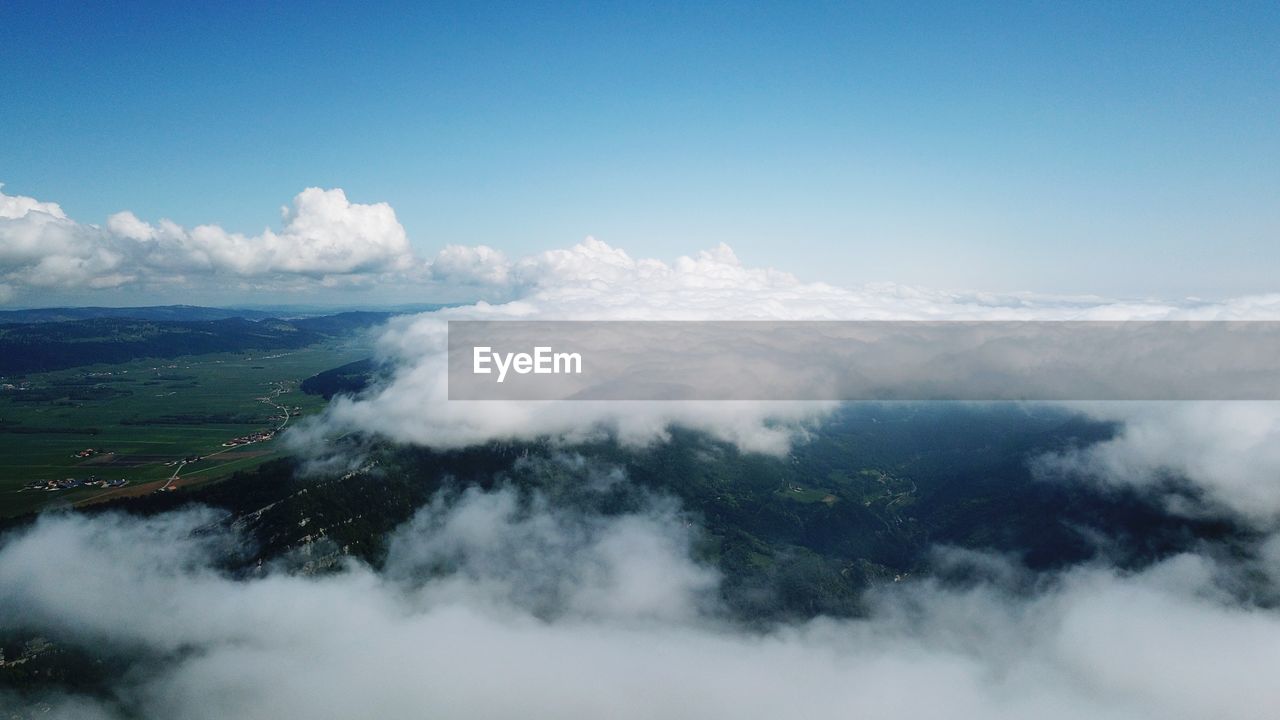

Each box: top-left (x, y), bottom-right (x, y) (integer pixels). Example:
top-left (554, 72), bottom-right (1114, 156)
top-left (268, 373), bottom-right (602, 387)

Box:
top-left (0, 341), bottom-right (371, 517)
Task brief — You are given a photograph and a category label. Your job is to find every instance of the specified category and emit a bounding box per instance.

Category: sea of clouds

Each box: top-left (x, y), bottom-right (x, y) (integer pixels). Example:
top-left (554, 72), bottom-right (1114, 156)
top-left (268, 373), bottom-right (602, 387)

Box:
top-left (3, 185), bottom-right (1280, 717)
top-left (2, 484), bottom-right (1279, 719)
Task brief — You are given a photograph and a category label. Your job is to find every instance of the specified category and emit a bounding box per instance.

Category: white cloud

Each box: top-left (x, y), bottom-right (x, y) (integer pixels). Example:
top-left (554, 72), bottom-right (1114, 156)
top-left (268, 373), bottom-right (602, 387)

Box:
top-left (288, 239), bottom-right (871, 455)
top-left (383, 486), bottom-right (718, 622)
top-left (1035, 402), bottom-right (1280, 527)
top-left (298, 236), bottom-right (1280, 506)
top-left (2, 492), bottom-right (1280, 719)
top-left (0, 185), bottom-right (421, 300)
top-left (428, 244), bottom-right (511, 286)
top-left (0, 184), bottom-right (66, 220)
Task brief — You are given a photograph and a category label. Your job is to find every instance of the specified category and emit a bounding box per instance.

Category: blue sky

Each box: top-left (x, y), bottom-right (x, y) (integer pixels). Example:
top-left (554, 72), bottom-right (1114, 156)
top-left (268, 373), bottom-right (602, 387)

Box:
top-left (2, 1), bottom-right (1278, 300)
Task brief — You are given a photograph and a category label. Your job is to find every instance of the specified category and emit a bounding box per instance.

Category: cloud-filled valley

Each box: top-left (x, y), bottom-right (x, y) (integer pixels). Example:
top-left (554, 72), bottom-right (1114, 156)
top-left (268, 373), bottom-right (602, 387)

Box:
top-left (2, 483), bottom-right (1279, 719)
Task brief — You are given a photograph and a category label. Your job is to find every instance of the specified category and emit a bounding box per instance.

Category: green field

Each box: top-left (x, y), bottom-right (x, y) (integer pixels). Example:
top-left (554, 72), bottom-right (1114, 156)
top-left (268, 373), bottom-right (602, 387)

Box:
top-left (0, 341), bottom-right (371, 516)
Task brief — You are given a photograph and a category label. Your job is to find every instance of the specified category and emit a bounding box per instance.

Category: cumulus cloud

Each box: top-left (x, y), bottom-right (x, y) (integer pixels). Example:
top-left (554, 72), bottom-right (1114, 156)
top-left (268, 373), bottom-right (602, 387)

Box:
top-left (105, 188), bottom-right (415, 277)
top-left (428, 244), bottom-right (512, 286)
top-left (2, 491), bottom-right (1280, 719)
top-left (0, 184), bottom-right (421, 300)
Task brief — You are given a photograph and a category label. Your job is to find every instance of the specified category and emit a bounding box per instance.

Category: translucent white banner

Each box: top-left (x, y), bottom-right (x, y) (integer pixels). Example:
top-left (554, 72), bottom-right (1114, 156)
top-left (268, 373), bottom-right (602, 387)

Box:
top-left (447, 321), bottom-right (1280, 401)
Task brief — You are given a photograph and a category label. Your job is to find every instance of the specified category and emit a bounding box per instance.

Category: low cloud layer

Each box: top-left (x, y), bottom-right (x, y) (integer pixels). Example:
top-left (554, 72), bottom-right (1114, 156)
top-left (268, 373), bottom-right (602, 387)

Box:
top-left (1035, 402), bottom-right (1280, 526)
top-left (2, 489), bottom-right (1279, 719)
top-left (294, 238), bottom-right (1280, 529)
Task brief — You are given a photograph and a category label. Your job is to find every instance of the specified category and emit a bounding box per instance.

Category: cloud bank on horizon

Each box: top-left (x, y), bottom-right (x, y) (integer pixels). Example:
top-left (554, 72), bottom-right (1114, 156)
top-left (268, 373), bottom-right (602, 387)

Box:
top-left (0, 184), bottom-right (428, 304)
top-left (6, 181), bottom-right (1280, 312)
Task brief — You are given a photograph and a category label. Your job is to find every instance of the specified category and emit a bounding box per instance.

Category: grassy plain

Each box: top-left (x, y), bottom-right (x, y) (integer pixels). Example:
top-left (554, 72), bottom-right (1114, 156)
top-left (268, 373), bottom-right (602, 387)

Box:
top-left (0, 341), bottom-right (370, 516)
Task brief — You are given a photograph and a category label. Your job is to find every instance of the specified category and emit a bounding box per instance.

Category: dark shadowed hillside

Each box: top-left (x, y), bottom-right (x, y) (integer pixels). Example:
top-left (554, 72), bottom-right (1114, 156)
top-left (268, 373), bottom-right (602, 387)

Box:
top-left (301, 357), bottom-right (378, 399)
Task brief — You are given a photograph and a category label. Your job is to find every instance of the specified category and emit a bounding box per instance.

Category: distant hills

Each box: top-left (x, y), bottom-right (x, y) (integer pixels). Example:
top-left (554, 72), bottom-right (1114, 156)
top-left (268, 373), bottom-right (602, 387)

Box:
top-left (0, 312), bottom-right (396, 375)
top-left (0, 303), bottom-right (455, 324)
top-left (0, 305), bottom-right (280, 324)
